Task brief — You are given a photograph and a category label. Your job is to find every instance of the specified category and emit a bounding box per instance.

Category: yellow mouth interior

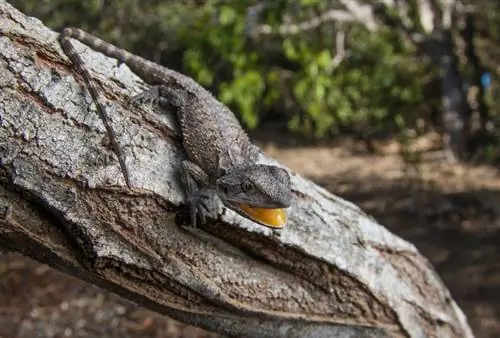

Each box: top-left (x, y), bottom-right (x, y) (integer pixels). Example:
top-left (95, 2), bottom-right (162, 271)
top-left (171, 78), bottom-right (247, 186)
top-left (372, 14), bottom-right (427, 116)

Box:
top-left (238, 204), bottom-right (287, 228)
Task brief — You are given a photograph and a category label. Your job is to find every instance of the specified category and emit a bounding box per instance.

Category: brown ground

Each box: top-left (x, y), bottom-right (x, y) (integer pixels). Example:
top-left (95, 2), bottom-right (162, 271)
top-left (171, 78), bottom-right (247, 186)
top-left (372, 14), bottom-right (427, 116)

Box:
top-left (1, 135), bottom-right (499, 338)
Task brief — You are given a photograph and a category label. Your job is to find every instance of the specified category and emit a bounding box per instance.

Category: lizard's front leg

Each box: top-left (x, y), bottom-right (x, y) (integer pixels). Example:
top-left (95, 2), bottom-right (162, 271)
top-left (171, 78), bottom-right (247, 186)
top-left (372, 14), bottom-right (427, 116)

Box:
top-left (181, 161), bottom-right (211, 227)
top-left (131, 87), bottom-right (209, 226)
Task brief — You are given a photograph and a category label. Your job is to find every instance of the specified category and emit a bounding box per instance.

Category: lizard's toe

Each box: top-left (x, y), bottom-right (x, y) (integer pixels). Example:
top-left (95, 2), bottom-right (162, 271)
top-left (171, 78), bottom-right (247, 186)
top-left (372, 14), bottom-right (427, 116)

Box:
top-left (130, 92), bottom-right (152, 105)
top-left (199, 199), bottom-right (210, 214)
top-left (130, 86), bottom-right (161, 106)
top-left (196, 204), bottom-right (207, 225)
top-left (189, 205), bottom-right (198, 228)
top-left (185, 196), bottom-right (209, 228)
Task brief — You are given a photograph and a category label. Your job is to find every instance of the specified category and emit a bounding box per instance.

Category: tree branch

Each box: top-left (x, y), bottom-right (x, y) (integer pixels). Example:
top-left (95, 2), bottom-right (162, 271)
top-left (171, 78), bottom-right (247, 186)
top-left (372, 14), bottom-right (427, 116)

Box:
top-left (252, 4), bottom-right (378, 37)
top-left (0, 2), bottom-right (473, 337)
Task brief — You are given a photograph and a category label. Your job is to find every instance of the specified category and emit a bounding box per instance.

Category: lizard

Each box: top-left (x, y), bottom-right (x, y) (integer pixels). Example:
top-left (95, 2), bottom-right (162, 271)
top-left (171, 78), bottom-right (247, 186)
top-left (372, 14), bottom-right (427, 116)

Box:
top-left (58, 28), bottom-right (292, 229)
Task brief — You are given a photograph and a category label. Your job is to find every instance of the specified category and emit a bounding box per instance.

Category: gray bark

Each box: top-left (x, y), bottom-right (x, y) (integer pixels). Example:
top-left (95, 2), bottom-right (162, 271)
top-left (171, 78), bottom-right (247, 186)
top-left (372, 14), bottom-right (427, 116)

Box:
top-left (0, 2), bottom-right (474, 338)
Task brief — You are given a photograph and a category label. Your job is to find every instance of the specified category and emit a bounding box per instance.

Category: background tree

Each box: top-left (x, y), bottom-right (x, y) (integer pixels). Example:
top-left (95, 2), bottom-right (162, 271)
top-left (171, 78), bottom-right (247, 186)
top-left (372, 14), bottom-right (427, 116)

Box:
top-left (13, 0), bottom-right (499, 162)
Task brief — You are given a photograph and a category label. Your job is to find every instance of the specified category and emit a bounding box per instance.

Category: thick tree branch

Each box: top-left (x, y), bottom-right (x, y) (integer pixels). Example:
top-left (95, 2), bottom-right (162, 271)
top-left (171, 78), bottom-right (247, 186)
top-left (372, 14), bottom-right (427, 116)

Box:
top-left (0, 2), bottom-right (474, 338)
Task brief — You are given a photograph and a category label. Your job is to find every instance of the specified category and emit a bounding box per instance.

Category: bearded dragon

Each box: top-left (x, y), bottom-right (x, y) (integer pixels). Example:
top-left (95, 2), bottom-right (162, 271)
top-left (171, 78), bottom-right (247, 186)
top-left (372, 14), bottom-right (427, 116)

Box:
top-left (59, 28), bottom-right (292, 228)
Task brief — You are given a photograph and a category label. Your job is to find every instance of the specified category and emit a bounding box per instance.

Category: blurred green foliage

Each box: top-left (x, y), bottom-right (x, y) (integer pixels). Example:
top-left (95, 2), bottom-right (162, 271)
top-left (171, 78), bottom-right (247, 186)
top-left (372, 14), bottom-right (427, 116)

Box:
top-left (11, 0), bottom-right (496, 144)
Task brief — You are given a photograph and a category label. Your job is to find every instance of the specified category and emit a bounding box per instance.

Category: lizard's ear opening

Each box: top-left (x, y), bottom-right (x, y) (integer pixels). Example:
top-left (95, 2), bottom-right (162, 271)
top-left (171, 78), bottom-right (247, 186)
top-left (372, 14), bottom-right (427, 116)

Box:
top-left (238, 204), bottom-right (287, 228)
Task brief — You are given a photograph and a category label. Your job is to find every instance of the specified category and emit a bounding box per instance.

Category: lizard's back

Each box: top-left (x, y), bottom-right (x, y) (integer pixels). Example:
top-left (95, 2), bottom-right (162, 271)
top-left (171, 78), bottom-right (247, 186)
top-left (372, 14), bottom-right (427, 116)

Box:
top-left (61, 28), bottom-right (257, 178)
top-left (158, 74), bottom-right (255, 178)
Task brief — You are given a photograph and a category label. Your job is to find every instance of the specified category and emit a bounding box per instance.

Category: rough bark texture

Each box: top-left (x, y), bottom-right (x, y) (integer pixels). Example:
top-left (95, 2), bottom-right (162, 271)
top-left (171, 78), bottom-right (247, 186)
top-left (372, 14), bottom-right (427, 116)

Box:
top-left (0, 2), bottom-right (474, 338)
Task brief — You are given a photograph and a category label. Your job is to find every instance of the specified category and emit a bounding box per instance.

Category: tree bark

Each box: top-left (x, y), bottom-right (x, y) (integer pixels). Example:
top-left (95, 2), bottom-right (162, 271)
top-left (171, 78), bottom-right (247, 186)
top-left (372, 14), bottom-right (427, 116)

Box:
top-left (433, 28), bottom-right (469, 162)
top-left (0, 2), bottom-right (474, 338)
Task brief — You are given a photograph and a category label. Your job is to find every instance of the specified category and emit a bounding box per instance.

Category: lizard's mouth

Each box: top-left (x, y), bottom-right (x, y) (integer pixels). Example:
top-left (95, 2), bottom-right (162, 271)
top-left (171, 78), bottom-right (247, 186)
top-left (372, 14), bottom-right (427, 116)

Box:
top-left (236, 204), bottom-right (287, 228)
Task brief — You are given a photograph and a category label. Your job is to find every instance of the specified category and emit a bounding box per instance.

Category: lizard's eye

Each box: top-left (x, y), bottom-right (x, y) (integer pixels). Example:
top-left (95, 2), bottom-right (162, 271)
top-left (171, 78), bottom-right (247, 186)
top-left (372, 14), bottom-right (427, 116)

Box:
top-left (241, 181), bottom-right (254, 193)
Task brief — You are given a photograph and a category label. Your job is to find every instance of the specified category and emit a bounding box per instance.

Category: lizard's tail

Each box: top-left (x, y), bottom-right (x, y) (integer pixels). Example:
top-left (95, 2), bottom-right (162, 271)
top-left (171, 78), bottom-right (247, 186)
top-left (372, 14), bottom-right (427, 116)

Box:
top-left (60, 28), bottom-right (159, 83)
top-left (58, 27), bottom-right (132, 188)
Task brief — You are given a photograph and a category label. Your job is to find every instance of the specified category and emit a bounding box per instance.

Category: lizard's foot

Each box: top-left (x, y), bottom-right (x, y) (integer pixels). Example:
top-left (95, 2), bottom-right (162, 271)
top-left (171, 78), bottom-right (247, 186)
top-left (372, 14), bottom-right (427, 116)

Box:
top-left (130, 86), bottom-right (161, 106)
top-left (180, 161), bottom-right (212, 227)
top-left (185, 193), bottom-right (210, 228)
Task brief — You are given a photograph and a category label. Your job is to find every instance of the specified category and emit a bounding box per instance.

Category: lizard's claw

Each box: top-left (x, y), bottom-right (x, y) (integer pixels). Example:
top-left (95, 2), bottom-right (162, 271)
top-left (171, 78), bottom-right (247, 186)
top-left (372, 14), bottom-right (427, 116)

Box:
top-left (130, 86), bottom-right (161, 106)
top-left (186, 194), bottom-right (210, 228)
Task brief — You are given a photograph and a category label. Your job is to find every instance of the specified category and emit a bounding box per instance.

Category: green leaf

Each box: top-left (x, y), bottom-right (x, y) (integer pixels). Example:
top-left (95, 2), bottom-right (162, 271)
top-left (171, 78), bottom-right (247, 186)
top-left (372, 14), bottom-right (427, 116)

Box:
top-left (316, 50), bottom-right (332, 69)
top-left (283, 39), bottom-right (299, 61)
top-left (218, 5), bottom-right (237, 26)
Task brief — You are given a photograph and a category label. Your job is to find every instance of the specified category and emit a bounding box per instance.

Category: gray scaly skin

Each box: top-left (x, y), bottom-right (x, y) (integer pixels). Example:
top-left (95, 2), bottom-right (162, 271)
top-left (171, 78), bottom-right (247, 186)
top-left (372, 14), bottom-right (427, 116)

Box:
top-left (59, 28), bottom-right (292, 228)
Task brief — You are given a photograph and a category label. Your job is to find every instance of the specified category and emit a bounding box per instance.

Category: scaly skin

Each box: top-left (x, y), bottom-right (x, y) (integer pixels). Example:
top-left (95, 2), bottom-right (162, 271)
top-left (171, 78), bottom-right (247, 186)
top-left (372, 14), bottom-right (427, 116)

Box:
top-left (59, 28), bottom-right (292, 228)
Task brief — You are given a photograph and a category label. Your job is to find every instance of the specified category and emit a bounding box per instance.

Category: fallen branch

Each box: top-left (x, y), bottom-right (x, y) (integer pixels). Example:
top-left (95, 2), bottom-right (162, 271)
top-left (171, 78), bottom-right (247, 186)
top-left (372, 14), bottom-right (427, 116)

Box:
top-left (0, 2), bottom-right (473, 338)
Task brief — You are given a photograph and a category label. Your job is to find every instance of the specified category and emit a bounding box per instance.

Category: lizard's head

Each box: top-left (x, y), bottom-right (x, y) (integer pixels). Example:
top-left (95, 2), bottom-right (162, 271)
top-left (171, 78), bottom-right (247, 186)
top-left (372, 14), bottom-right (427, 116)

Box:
top-left (216, 165), bottom-right (292, 229)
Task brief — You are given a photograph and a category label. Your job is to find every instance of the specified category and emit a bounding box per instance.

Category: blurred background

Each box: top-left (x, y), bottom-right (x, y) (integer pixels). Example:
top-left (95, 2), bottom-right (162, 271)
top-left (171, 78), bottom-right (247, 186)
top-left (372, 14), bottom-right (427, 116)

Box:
top-left (2, 0), bottom-right (499, 337)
